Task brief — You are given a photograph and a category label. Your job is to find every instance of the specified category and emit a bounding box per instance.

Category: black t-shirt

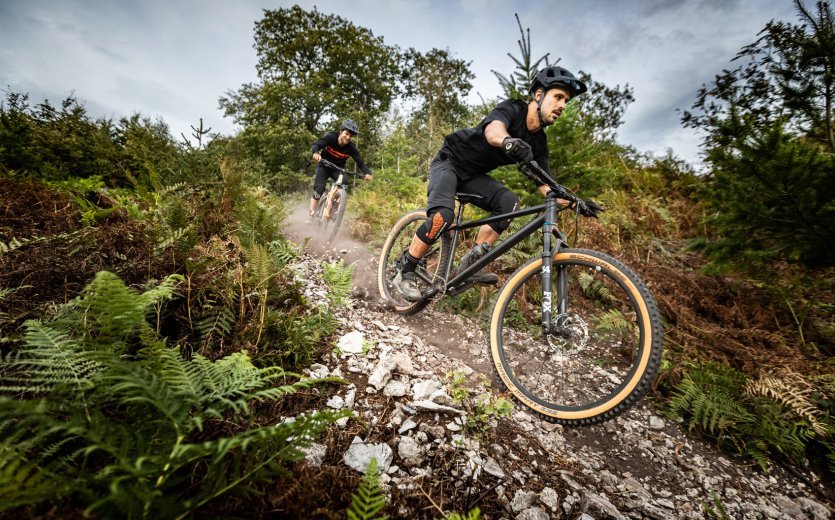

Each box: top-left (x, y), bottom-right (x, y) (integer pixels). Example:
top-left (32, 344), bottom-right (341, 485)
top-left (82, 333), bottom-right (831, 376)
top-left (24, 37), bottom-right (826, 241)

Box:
top-left (443, 99), bottom-right (550, 181)
top-left (311, 132), bottom-right (371, 175)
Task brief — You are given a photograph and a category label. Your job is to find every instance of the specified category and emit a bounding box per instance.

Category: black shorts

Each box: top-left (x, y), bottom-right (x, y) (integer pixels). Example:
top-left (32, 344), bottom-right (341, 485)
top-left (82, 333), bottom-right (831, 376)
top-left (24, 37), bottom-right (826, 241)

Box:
top-left (426, 152), bottom-right (519, 232)
top-left (313, 164), bottom-right (339, 196)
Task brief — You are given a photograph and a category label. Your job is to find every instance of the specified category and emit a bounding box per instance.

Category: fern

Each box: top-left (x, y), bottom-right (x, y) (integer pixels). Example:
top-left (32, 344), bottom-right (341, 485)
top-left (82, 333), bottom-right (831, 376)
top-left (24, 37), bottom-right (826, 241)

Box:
top-left (447, 509), bottom-right (482, 520)
top-left (347, 458), bottom-right (388, 520)
top-left (0, 271), bottom-right (351, 517)
top-left (703, 491), bottom-right (731, 520)
top-left (746, 374), bottom-right (831, 437)
top-left (594, 309), bottom-right (633, 339)
top-left (268, 238), bottom-right (297, 269)
top-left (578, 272), bottom-right (617, 304)
top-left (323, 260), bottom-right (354, 308)
top-left (670, 363), bottom-right (752, 435)
top-left (195, 302), bottom-right (236, 343)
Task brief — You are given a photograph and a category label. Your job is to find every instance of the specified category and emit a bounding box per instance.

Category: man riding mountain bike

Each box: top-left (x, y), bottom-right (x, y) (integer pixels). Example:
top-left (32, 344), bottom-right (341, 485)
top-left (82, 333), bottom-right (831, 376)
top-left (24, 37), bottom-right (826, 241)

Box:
top-left (395, 65), bottom-right (604, 301)
top-left (310, 119), bottom-right (373, 218)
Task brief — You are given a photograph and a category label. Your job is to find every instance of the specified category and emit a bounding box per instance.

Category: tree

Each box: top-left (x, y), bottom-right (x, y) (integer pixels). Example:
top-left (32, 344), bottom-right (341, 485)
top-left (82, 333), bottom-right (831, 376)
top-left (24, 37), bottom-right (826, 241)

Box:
top-left (682, 0), bottom-right (835, 267)
top-left (401, 48), bottom-right (475, 170)
top-left (491, 14), bottom-right (550, 100)
top-left (219, 5), bottom-right (402, 174)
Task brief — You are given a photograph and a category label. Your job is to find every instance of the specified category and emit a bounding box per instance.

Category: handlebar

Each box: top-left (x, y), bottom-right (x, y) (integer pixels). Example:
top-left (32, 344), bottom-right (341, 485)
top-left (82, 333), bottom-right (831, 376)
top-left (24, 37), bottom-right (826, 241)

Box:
top-left (519, 161), bottom-right (580, 204)
top-left (319, 158), bottom-right (365, 178)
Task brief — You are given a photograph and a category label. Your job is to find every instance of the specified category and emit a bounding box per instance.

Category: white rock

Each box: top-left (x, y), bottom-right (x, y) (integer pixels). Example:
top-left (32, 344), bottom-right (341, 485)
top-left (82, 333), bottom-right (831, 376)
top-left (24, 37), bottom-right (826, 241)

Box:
top-left (412, 380), bottom-right (442, 401)
top-left (411, 400), bottom-right (465, 415)
top-left (516, 507), bottom-right (549, 520)
top-left (397, 436), bottom-right (424, 463)
top-left (302, 443), bottom-right (327, 466)
top-left (368, 359), bottom-right (394, 390)
top-left (326, 395), bottom-right (344, 409)
top-left (649, 415), bottom-right (665, 430)
top-left (343, 436), bottom-right (393, 474)
top-left (398, 418), bottom-right (418, 434)
top-left (539, 487), bottom-right (559, 511)
top-left (337, 330), bottom-right (365, 354)
top-left (483, 457), bottom-right (506, 479)
top-left (510, 490), bottom-right (537, 513)
top-left (383, 379), bottom-right (409, 397)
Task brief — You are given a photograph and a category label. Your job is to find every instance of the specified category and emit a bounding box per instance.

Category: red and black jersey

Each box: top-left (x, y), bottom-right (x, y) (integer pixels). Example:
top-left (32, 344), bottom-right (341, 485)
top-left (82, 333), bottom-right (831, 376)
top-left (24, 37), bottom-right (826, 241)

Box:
top-left (310, 132), bottom-right (371, 175)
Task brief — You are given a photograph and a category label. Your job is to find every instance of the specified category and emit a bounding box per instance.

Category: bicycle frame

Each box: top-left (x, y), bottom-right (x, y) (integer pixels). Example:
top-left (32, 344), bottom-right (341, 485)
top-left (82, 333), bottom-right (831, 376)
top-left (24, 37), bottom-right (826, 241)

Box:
top-left (422, 161), bottom-right (579, 335)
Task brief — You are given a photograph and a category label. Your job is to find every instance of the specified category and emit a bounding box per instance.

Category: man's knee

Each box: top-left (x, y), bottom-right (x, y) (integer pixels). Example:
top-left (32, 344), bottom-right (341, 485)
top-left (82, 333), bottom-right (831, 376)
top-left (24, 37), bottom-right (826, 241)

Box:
top-left (312, 186), bottom-right (325, 199)
top-left (416, 207), bottom-right (454, 244)
top-left (488, 189), bottom-right (519, 233)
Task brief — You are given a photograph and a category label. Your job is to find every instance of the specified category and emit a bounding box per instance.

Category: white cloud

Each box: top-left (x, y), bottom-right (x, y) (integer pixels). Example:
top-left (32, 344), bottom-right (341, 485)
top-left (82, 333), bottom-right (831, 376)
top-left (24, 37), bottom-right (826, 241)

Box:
top-left (0, 0), bottom-right (800, 163)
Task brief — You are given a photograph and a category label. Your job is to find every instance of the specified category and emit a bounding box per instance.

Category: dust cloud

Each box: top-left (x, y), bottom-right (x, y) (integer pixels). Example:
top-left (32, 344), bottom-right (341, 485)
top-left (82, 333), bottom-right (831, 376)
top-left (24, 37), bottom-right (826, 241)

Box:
top-left (284, 202), bottom-right (382, 303)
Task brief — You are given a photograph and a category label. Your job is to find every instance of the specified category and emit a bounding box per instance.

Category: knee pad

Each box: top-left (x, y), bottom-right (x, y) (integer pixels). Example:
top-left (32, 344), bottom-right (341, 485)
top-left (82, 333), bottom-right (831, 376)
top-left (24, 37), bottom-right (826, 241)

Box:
top-left (488, 189), bottom-right (519, 233)
top-left (312, 188), bottom-right (325, 200)
top-left (416, 207), bottom-right (454, 244)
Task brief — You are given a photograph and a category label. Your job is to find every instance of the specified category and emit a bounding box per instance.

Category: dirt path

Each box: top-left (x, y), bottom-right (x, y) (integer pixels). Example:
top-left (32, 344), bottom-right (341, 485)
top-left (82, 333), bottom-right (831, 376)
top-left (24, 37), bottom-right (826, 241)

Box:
top-left (287, 208), bottom-right (833, 519)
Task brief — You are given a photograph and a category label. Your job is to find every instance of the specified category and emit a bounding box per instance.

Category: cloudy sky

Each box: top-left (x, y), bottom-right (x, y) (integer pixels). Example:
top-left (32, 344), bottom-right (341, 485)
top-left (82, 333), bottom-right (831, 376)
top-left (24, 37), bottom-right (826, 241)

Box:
top-left (1, 0), bottom-right (799, 167)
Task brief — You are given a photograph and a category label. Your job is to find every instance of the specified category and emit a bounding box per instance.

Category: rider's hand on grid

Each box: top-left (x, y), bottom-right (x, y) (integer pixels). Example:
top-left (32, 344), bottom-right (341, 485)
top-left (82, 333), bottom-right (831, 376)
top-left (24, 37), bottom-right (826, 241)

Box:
top-left (573, 199), bottom-right (605, 218)
top-left (502, 137), bottom-right (533, 164)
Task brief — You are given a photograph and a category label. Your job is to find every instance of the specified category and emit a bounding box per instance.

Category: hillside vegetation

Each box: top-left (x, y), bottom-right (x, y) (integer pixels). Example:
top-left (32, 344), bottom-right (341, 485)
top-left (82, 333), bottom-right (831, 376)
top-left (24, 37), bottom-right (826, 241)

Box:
top-left (1, 2), bottom-right (833, 517)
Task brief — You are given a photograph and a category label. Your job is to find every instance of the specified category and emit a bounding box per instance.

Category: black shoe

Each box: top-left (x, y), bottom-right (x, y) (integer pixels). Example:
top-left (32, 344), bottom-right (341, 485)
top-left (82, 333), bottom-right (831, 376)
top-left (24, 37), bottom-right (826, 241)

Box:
top-left (393, 270), bottom-right (423, 301)
top-left (456, 243), bottom-right (499, 285)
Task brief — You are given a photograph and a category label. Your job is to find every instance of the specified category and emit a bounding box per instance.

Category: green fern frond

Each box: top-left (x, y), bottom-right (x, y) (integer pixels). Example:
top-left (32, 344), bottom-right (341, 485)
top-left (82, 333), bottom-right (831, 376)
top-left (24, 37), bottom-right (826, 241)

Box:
top-left (746, 376), bottom-right (831, 437)
top-left (347, 458), bottom-right (388, 520)
top-left (268, 239), bottom-right (297, 268)
top-left (0, 272), bottom-right (347, 517)
top-left (195, 302), bottom-right (236, 343)
top-left (446, 509), bottom-right (482, 520)
top-left (323, 260), bottom-right (354, 308)
top-left (578, 272), bottom-right (616, 304)
top-left (670, 363), bottom-right (753, 435)
top-left (595, 309), bottom-right (633, 338)
top-left (0, 320), bottom-right (99, 396)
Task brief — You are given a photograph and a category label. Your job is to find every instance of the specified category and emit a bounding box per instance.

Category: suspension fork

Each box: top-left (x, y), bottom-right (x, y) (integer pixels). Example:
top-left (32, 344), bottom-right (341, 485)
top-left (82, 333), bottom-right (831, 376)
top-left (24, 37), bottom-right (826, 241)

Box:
top-left (541, 192), bottom-right (561, 335)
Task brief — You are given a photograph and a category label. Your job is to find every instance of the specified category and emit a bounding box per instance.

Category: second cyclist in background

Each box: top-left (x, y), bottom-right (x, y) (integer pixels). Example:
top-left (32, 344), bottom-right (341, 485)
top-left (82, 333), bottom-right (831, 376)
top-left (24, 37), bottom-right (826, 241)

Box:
top-left (310, 119), bottom-right (373, 218)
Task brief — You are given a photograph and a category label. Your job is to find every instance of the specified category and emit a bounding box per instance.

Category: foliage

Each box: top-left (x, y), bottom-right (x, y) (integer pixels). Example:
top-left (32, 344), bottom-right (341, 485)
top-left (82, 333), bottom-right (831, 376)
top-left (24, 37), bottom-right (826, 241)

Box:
top-left (0, 271), bottom-right (349, 517)
top-left (692, 117), bottom-right (835, 267)
top-left (0, 91), bottom-right (181, 188)
top-left (219, 5), bottom-right (402, 173)
top-left (491, 13), bottom-right (551, 100)
top-left (446, 369), bottom-right (471, 404)
top-left (468, 393), bottom-right (514, 431)
top-left (683, 1), bottom-right (835, 267)
top-left (402, 48), bottom-right (474, 141)
top-left (446, 508), bottom-right (482, 520)
top-left (346, 458), bottom-right (388, 520)
top-left (703, 491), bottom-right (731, 520)
top-left (323, 260), bottom-right (355, 308)
top-left (669, 362), bottom-right (833, 472)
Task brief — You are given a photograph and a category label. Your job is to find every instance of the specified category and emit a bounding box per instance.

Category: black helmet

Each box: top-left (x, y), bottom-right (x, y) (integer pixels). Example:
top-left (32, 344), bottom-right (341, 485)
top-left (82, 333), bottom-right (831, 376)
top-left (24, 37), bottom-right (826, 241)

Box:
top-left (529, 65), bottom-right (587, 98)
top-left (340, 119), bottom-right (359, 136)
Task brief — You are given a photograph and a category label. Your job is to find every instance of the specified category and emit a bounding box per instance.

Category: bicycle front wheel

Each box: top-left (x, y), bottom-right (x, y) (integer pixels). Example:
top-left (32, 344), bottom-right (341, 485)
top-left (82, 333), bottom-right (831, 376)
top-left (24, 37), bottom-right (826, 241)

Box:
top-left (377, 210), bottom-right (451, 316)
top-left (490, 248), bottom-right (663, 425)
top-left (324, 188), bottom-right (347, 242)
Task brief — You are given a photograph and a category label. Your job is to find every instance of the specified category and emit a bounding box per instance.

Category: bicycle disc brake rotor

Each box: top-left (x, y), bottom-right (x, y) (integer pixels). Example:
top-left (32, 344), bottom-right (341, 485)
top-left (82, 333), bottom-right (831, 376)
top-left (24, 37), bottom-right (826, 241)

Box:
top-left (546, 313), bottom-right (589, 355)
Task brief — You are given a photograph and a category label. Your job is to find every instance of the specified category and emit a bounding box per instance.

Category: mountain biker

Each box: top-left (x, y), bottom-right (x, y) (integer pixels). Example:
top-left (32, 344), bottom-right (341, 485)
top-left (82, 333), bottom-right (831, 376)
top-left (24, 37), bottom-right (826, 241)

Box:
top-left (310, 119), bottom-right (373, 217)
top-left (395, 65), bottom-right (604, 301)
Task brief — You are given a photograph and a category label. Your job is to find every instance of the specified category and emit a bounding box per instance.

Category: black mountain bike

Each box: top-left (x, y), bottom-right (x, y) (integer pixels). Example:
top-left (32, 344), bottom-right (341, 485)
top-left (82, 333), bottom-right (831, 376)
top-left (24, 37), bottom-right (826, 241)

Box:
top-left (377, 161), bottom-right (663, 425)
top-left (312, 158), bottom-right (365, 242)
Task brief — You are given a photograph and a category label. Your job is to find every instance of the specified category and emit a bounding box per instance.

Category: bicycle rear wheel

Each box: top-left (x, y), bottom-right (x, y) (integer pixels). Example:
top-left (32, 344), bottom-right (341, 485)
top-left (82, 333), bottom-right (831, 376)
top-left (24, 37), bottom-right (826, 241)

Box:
top-left (489, 248), bottom-right (663, 425)
top-left (323, 188), bottom-right (347, 242)
top-left (377, 210), bottom-right (452, 315)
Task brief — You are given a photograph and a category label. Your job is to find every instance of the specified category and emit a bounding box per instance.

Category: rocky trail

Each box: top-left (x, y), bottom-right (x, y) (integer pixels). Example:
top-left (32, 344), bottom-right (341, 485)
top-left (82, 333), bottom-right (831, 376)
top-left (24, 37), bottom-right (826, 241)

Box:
top-left (286, 213), bottom-right (833, 520)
